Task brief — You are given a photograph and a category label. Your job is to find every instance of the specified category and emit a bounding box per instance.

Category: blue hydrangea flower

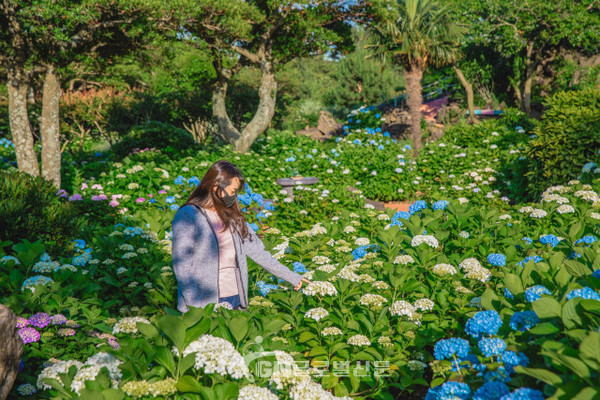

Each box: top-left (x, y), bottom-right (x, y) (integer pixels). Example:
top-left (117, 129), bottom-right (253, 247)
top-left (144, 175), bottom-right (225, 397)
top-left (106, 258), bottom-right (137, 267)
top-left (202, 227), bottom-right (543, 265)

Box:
top-left (174, 175), bottom-right (185, 185)
top-left (72, 239), bottom-right (86, 249)
top-left (569, 250), bottom-right (582, 259)
top-left (593, 270), bottom-right (600, 279)
top-left (170, 204), bottom-right (180, 211)
top-left (285, 156), bottom-right (296, 162)
top-left (434, 338), bottom-right (470, 360)
top-left (509, 311), bottom-right (539, 331)
top-left (465, 311), bottom-right (503, 339)
top-left (484, 366), bottom-right (511, 383)
top-left (378, 144), bottom-right (384, 150)
top-left (479, 338), bottom-right (507, 357)
top-left (522, 237), bottom-right (533, 245)
top-left (256, 212), bottom-right (267, 221)
top-left (437, 382), bottom-right (471, 400)
top-left (244, 182), bottom-right (253, 195)
top-left (503, 288), bottom-right (514, 299)
top-left (264, 201), bottom-right (275, 211)
top-left (432, 200), bottom-right (449, 210)
top-left (517, 256), bottom-right (544, 268)
top-left (393, 211), bottom-right (411, 220)
top-left (539, 234), bottom-right (559, 247)
top-left (353, 139), bottom-right (362, 145)
top-left (250, 193), bottom-right (264, 207)
top-left (238, 193), bottom-right (252, 206)
top-left (524, 285), bottom-right (552, 302)
top-left (165, 196), bottom-right (176, 204)
top-left (501, 351), bottom-right (529, 373)
top-left (425, 386), bottom-right (441, 400)
top-left (473, 381), bottom-right (510, 400)
top-left (409, 200), bottom-right (427, 215)
top-left (582, 162), bottom-right (597, 173)
top-left (575, 235), bottom-right (598, 246)
top-left (293, 262), bottom-right (308, 274)
top-left (566, 287), bottom-right (600, 301)
top-left (499, 388), bottom-right (544, 400)
top-left (256, 280), bottom-right (279, 296)
top-left (187, 176), bottom-right (200, 186)
top-left (487, 254), bottom-right (506, 267)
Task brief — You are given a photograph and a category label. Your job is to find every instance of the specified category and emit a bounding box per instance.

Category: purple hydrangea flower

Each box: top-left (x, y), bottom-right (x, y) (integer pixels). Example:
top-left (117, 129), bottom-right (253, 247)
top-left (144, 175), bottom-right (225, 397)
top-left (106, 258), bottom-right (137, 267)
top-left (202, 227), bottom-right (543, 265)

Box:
top-left (28, 313), bottom-right (51, 329)
top-left (18, 327), bottom-right (41, 344)
top-left (50, 314), bottom-right (67, 325)
top-left (16, 317), bottom-right (30, 328)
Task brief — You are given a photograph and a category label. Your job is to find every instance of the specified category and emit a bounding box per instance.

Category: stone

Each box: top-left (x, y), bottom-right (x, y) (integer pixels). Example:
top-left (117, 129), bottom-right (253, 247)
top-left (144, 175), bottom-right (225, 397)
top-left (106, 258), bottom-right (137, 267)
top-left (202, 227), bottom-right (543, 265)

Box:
top-left (0, 305), bottom-right (23, 400)
top-left (296, 111), bottom-right (342, 142)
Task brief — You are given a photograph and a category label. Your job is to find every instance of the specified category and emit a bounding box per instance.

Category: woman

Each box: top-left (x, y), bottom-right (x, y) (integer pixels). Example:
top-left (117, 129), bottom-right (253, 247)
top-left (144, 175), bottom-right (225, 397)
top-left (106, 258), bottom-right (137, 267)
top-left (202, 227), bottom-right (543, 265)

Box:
top-left (171, 160), bottom-right (311, 312)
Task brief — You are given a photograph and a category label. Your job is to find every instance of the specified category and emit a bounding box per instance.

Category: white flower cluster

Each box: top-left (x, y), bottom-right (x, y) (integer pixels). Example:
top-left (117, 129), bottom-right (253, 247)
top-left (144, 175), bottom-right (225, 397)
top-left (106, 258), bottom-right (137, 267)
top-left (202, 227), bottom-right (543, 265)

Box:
top-left (459, 258), bottom-right (492, 283)
top-left (112, 316), bottom-right (151, 334)
top-left (432, 263), bottom-right (457, 276)
top-left (38, 352), bottom-right (122, 395)
top-left (294, 223), bottom-right (328, 237)
top-left (321, 326), bottom-right (343, 336)
top-left (304, 307), bottom-right (329, 321)
top-left (238, 384), bottom-right (279, 400)
top-left (575, 190), bottom-right (600, 202)
top-left (354, 237), bottom-right (370, 246)
top-left (359, 294), bottom-right (388, 309)
top-left (347, 334), bottom-right (370, 346)
top-left (389, 299), bottom-right (429, 326)
top-left (343, 225), bottom-right (357, 233)
top-left (372, 280), bottom-right (390, 290)
top-left (317, 263), bottom-right (338, 273)
top-left (393, 255), bottom-right (415, 265)
top-left (180, 334), bottom-right (251, 379)
top-left (413, 298), bottom-right (435, 311)
top-left (541, 193), bottom-right (569, 204)
top-left (529, 208), bottom-right (547, 218)
top-left (311, 255), bottom-right (331, 265)
top-left (411, 235), bottom-right (440, 248)
top-left (556, 204), bottom-right (575, 214)
top-left (302, 281), bottom-right (338, 297)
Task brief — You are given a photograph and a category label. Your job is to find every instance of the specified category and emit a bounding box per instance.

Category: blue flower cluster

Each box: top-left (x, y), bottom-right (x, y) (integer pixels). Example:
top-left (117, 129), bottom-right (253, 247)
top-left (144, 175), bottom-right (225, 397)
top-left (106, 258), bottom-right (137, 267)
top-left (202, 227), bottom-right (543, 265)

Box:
top-left (524, 285), bottom-right (551, 302)
top-left (351, 244), bottom-right (380, 260)
top-left (582, 162), bottom-right (597, 173)
top-left (522, 237), bottom-right (533, 245)
top-left (426, 382), bottom-right (471, 400)
top-left (501, 351), bottom-right (529, 373)
top-left (409, 200), bottom-right (427, 215)
top-left (575, 235), bottom-right (598, 246)
top-left (566, 287), bottom-right (600, 301)
top-left (72, 239), bottom-right (86, 250)
top-left (292, 261), bottom-right (308, 274)
top-left (256, 280), bottom-right (280, 296)
top-left (500, 388), bottom-right (544, 400)
top-left (434, 338), bottom-right (470, 360)
top-left (509, 311), bottom-right (539, 331)
top-left (473, 381), bottom-right (510, 400)
top-left (390, 211), bottom-right (411, 228)
top-left (593, 270), bottom-right (600, 279)
top-left (517, 256), bottom-right (543, 268)
top-left (487, 254), bottom-right (506, 267)
top-left (539, 234), bottom-right (559, 247)
top-left (465, 311), bottom-right (503, 339)
top-left (432, 200), bottom-right (449, 210)
top-left (503, 288), bottom-right (514, 299)
top-left (478, 338), bottom-right (507, 357)
top-left (0, 138), bottom-right (14, 148)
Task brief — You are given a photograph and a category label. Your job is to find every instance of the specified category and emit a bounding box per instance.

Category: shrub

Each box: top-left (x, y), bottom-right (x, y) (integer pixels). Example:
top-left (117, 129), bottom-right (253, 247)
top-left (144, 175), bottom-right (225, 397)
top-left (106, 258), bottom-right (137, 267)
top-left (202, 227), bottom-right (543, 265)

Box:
top-left (0, 171), bottom-right (85, 257)
top-left (111, 121), bottom-right (198, 159)
top-left (522, 89), bottom-right (600, 200)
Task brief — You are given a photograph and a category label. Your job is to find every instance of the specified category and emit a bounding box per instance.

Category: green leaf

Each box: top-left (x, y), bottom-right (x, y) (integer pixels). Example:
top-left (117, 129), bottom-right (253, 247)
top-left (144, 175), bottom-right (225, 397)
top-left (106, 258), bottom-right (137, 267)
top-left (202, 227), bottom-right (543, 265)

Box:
top-left (229, 317), bottom-right (249, 344)
top-left (137, 322), bottom-right (160, 342)
top-left (504, 273), bottom-right (524, 295)
top-left (513, 366), bottom-right (563, 385)
top-left (579, 332), bottom-right (600, 370)
top-left (532, 296), bottom-right (562, 318)
top-left (176, 376), bottom-right (204, 393)
top-left (298, 331), bottom-right (317, 343)
top-left (564, 260), bottom-right (592, 277)
top-left (571, 387), bottom-right (598, 400)
top-left (158, 316), bottom-right (186, 352)
top-left (528, 322), bottom-right (560, 335)
top-left (153, 347), bottom-right (176, 376)
top-left (179, 353), bottom-right (196, 376)
top-left (562, 298), bottom-right (583, 329)
top-left (100, 389), bottom-right (125, 400)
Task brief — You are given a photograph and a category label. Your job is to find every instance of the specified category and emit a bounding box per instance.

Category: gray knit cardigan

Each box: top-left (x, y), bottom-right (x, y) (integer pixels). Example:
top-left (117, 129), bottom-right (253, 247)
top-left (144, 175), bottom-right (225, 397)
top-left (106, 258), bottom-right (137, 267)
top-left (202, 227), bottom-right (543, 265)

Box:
top-left (171, 204), bottom-right (304, 312)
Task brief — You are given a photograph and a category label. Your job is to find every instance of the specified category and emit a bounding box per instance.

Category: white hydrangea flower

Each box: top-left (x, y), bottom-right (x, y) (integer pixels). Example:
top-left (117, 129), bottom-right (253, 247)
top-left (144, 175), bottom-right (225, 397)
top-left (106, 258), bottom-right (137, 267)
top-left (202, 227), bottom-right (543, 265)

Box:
top-left (343, 225), bottom-right (357, 233)
top-left (354, 237), bottom-right (370, 246)
top-left (321, 326), bottom-right (343, 336)
top-left (181, 334), bottom-right (251, 379)
top-left (37, 360), bottom-right (84, 390)
top-left (529, 209), bottom-right (547, 218)
top-left (465, 266), bottom-right (492, 283)
top-left (432, 263), bottom-right (457, 276)
top-left (498, 214), bottom-right (511, 220)
top-left (389, 300), bottom-right (416, 317)
top-left (372, 281), bottom-right (390, 290)
top-left (414, 298), bottom-right (435, 311)
top-left (112, 317), bottom-right (151, 334)
top-left (411, 235), bottom-right (440, 248)
top-left (407, 360), bottom-right (428, 371)
top-left (311, 255), bottom-right (331, 265)
top-left (459, 258), bottom-right (482, 271)
top-left (393, 255), bottom-right (415, 265)
top-left (518, 206), bottom-right (534, 213)
top-left (70, 353), bottom-right (123, 394)
top-left (302, 281), bottom-right (338, 297)
top-left (359, 294), bottom-right (388, 308)
top-left (347, 334), bottom-right (370, 346)
top-left (239, 385), bottom-right (279, 400)
top-left (304, 307), bottom-right (329, 321)
top-left (556, 205), bottom-right (575, 214)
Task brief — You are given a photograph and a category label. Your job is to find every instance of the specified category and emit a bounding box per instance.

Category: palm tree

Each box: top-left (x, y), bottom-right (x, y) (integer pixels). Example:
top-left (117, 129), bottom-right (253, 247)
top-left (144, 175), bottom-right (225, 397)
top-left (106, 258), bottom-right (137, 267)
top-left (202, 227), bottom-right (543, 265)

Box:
top-left (366, 0), bottom-right (465, 158)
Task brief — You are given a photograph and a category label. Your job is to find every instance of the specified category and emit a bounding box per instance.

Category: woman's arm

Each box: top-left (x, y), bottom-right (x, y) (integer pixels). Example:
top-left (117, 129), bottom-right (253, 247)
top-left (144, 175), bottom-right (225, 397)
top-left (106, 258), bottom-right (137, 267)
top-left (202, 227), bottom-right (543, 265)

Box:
top-left (171, 206), bottom-right (199, 306)
top-left (242, 224), bottom-right (304, 287)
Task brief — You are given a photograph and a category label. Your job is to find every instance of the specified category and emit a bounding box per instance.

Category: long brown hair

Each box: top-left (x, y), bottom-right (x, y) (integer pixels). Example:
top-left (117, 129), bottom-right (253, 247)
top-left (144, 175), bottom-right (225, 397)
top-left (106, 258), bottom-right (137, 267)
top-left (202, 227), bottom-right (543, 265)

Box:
top-left (183, 160), bottom-right (253, 243)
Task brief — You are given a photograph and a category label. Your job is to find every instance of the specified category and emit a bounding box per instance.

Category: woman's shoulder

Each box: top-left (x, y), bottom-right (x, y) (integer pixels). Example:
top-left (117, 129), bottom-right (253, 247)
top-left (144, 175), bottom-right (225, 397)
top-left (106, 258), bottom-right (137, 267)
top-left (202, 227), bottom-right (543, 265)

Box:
top-left (174, 204), bottom-right (201, 221)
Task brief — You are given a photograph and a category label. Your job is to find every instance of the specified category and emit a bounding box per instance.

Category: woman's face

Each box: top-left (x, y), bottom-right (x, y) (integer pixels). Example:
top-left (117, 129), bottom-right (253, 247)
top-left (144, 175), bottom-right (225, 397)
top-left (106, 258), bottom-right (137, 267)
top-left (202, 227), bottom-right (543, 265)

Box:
top-left (214, 177), bottom-right (242, 198)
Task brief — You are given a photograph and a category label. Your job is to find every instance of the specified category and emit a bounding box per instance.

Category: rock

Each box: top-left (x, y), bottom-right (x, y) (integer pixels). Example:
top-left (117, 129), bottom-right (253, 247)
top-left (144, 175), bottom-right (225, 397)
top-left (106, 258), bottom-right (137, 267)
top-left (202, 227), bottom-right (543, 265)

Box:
top-left (296, 111), bottom-right (342, 142)
top-left (381, 107), bottom-right (412, 140)
top-left (0, 305), bottom-right (23, 400)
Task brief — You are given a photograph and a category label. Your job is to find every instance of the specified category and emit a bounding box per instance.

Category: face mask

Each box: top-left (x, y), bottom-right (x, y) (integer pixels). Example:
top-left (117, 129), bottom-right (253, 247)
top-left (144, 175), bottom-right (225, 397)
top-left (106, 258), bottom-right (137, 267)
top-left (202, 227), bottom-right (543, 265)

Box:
top-left (220, 189), bottom-right (236, 208)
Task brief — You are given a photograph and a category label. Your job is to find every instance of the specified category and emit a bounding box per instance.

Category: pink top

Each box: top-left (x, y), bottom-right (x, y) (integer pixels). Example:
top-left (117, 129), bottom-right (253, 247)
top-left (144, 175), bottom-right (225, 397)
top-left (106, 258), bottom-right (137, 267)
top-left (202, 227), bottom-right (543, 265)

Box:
top-left (204, 208), bottom-right (239, 298)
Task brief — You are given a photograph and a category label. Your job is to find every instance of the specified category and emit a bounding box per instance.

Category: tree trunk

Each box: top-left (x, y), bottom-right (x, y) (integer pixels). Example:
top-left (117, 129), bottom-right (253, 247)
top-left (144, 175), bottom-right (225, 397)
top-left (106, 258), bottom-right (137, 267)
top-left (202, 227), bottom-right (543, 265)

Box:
top-left (212, 58), bottom-right (278, 153)
top-left (453, 65), bottom-right (477, 124)
top-left (7, 69), bottom-right (39, 176)
top-left (0, 305), bottom-right (23, 400)
top-left (40, 66), bottom-right (62, 189)
top-left (522, 42), bottom-right (535, 115)
top-left (405, 65), bottom-right (424, 159)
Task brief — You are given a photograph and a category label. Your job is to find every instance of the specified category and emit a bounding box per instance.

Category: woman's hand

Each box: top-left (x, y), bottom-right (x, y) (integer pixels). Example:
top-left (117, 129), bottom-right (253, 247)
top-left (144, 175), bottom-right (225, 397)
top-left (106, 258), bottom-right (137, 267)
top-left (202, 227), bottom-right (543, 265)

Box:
top-left (294, 278), bottom-right (311, 291)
